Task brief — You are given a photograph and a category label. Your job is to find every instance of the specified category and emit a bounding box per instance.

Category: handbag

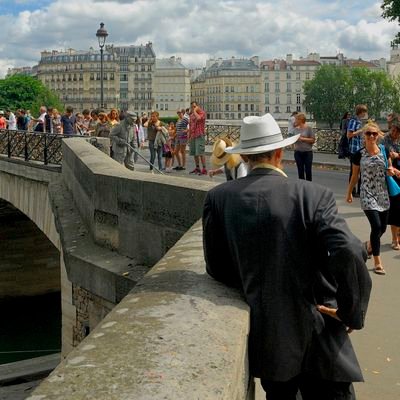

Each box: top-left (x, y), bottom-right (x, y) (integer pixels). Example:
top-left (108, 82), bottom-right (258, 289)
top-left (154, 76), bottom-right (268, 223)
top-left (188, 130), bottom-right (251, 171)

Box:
top-left (380, 144), bottom-right (400, 197)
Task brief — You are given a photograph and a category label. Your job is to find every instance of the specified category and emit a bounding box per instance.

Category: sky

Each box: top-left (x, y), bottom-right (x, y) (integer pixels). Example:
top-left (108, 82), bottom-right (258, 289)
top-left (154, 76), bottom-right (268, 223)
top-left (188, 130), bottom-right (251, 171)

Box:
top-left (0, 0), bottom-right (398, 77)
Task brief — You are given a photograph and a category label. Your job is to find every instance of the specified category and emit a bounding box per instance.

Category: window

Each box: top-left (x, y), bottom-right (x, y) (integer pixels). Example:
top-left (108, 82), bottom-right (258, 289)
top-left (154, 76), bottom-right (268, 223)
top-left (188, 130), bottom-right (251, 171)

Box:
top-left (296, 94), bottom-right (301, 104)
top-left (160, 104), bottom-right (164, 110)
top-left (110, 73), bottom-right (114, 80)
top-left (296, 72), bottom-right (301, 80)
top-left (265, 106), bottom-right (270, 112)
top-left (287, 82), bottom-right (291, 92)
top-left (230, 86), bottom-right (234, 92)
top-left (287, 94), bottom-right (292, 104)
top-left (287, 72), bottom-right (291, 79)
top-left (238, 104), bottom-right (242, 111)
top-left (287, 106), bottom-right (291, 113)
top-left (296, 105), bottom-right (301, 112)
top-left (250, 104), bottom-right (254, 111)
top-left (225, 104), bottom-right (229, 111)
top-left (245, 104), bottom-right (249, 111)
top-left (265, 82), bottom-right (269, 92)
top-left (275, 106), bottom-right (280, 113)
top-left (165, 103), bottom-right (168, 110)
top-left (306, 72), bottom-right (310, 79)
top-left (275, 96), bottom-right (280, 104)
top-left (275, 82), bottom-right (280, 92)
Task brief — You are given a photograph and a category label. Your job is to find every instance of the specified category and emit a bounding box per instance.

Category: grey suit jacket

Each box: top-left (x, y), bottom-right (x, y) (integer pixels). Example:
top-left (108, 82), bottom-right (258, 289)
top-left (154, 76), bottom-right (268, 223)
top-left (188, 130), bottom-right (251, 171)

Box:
top-left (110, 121), bottom-right (134, 155)
top-left (203, 168), bottom-right (372, 382)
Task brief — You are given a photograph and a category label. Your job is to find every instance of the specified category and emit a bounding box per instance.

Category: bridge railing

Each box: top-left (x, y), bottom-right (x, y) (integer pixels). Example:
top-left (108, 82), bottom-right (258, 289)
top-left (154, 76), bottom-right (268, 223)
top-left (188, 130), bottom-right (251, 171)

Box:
top-left (205, 124), bottom-right (342, 154)
top-left (0, 126), bottom-right (343, 167)
top-left (0, 129), bottom-right (83, 166)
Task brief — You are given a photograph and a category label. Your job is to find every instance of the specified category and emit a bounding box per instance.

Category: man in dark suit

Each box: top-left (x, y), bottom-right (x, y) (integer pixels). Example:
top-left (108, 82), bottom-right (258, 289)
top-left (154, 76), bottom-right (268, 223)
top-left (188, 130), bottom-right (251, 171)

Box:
top-left (203, 114), bottom-right (372, 400)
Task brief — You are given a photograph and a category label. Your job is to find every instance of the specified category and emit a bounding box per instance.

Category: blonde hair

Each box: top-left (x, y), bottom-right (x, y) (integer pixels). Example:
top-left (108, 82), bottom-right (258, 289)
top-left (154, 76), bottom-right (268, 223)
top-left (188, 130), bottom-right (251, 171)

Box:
top-left (295, 113), bottom-right (306, 124)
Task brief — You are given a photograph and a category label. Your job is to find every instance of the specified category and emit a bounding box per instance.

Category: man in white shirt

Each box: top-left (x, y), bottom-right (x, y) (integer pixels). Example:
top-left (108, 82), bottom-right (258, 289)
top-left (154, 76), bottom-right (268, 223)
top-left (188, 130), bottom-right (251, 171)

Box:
top-left (5, 109), bottom-right (16, 130)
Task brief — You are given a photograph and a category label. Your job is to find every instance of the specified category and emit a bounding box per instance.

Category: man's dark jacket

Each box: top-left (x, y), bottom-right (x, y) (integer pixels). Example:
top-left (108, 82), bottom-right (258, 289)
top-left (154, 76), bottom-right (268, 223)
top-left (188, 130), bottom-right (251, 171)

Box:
top-left (203, 168), bottom-right (372, 382)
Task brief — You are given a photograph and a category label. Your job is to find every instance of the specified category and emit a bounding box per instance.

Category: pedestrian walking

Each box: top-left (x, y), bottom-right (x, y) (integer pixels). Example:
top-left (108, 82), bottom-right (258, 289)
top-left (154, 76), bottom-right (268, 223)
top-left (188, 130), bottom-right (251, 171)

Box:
top-left (347, 105), bottom-right (368, 197)
top-left (204, 113), bottom-right (371, 400)
top-left (346, 122), bottom-right (390, 275)
top-left (293, 113), bottom-right (315, 181)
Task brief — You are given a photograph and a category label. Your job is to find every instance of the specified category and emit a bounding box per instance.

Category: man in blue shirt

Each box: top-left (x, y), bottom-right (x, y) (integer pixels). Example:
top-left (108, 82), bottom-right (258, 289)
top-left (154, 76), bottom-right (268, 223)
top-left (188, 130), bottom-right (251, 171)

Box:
top-left (61, 106), bottom-right (76, 135)
top-left (347, 104), bottom-right (368, 197)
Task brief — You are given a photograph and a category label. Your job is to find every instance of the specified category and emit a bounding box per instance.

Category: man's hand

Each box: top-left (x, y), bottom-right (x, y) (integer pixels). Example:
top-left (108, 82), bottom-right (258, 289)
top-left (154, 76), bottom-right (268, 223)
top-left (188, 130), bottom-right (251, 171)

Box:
top-left (317, 305), bottom-right (353, 333)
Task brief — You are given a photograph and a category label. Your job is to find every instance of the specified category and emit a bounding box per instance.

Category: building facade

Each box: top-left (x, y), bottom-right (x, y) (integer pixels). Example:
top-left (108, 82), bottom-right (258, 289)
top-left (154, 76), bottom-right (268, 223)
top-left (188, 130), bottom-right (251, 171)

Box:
top-left (37, 42), bottom-right (156, 112)
top-left (153, 57), bottom-right (191, 117)
top-left (261, 54), bottom-right (320, 120)
top-left (191, 57), bottom-right (263, 120)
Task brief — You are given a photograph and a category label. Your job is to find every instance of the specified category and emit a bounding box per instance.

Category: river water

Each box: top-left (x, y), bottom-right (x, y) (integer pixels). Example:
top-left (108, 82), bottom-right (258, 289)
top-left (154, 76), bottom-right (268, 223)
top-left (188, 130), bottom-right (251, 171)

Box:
top-left (0, 292), bottom-right (61, 365)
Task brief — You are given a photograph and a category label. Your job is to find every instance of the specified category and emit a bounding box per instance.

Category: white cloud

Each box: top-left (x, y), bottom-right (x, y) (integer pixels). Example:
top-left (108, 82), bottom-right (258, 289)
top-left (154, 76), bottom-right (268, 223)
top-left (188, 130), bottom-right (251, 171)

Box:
top-left (0, 0), bottom-right (398, 77)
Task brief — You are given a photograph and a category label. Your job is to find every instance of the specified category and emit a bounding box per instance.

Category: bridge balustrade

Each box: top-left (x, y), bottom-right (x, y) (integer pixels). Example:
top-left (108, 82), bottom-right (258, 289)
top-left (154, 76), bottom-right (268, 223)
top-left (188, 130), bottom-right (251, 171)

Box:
top-left (0, 126), bottom-right (342, 169)
top-left (204, 124), bottom-right (342, 153)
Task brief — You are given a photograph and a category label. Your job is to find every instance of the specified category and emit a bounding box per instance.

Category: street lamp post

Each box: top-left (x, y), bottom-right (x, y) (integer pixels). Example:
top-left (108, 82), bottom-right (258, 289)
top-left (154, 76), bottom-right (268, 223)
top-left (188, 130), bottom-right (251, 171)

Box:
top-left (96, 22), bottom-right (108, 109)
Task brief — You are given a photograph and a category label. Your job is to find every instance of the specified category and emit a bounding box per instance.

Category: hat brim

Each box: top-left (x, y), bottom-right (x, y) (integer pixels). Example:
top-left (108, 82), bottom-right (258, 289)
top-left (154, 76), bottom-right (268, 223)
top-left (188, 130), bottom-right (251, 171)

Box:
top-left (225, 134), bottom-right (300, 155)
top-left (210, 152), bottom-right (231, 167)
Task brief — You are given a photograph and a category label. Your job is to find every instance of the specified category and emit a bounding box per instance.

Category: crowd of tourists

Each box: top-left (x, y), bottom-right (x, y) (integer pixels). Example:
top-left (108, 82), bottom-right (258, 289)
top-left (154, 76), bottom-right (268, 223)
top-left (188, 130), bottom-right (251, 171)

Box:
top-left (0, 101), bottom-right (209, 176)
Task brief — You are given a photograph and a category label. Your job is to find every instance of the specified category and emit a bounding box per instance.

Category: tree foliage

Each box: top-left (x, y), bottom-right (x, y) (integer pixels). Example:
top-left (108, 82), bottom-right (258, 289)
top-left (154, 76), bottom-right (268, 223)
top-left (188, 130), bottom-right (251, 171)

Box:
top-left (0, 75), bottom-right (62, 116)
top-left (381, 0), bottom-right (400, 44)
top-left (304, 65), bottom-right (396, 127)
top-left (303, 65), bottom-right (352, 128)
top-left (381, 0), bottom-right (400, 23)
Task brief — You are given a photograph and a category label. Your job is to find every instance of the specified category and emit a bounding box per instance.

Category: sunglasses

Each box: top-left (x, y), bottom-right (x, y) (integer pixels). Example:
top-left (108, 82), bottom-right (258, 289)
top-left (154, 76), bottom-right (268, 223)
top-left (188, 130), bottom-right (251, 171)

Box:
top-left (365, 131), bottom-right (378, 137)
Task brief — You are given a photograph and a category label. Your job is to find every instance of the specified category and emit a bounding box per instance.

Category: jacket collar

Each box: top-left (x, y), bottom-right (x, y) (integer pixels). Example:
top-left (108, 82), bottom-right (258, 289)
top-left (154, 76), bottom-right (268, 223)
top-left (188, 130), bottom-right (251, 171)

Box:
top-left (249, 167), bottom-right (287, 178)
top-left (249, 163), bottom-right (287, 177)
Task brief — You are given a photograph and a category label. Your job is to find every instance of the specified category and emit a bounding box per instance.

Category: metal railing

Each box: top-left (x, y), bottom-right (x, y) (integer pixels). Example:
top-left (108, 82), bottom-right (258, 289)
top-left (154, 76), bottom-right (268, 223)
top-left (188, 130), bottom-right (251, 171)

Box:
top-left (0, 126), bottom-right (344, 168)
top-left (205, 124), bottom-right (342, 154)
top-left (0, 129), bottom-right (82, 166)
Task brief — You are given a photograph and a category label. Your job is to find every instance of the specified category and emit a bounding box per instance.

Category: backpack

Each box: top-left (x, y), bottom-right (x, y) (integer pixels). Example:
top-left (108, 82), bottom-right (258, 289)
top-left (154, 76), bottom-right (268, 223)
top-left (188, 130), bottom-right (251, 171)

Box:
top-left (338, 133), bottom-right (350, 159)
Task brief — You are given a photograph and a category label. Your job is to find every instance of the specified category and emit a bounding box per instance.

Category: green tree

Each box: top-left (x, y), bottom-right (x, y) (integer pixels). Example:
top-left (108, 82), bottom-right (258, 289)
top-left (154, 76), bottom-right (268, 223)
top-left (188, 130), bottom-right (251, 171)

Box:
top-left (304, 66), bottom-right (395, 125)
top-left (0, 75), bottom-right (62, 116)
top-left (381, 0), bottom-right (400, 44)
top-left (303, 65), bottom-right (352, 128)
top-left (365, 70), bottom-right (396, 120)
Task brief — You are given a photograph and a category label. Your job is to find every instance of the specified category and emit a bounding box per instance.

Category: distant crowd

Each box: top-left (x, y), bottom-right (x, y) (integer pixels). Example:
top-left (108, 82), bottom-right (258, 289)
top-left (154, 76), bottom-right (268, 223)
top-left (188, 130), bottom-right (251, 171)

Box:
top-left (0, 102), bottom-right (210, 176)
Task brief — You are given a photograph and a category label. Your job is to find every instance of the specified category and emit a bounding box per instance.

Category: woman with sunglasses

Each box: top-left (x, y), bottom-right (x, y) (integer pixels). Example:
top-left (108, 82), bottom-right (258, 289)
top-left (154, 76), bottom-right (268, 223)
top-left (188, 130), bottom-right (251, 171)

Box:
top-left (346, 122), bottom-right (391, 275)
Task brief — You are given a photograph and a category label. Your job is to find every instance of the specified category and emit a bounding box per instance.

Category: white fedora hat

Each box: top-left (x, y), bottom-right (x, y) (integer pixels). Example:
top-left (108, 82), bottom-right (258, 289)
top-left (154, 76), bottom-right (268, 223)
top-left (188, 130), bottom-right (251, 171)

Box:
top-left (225, 113), bottom-right (299, 154)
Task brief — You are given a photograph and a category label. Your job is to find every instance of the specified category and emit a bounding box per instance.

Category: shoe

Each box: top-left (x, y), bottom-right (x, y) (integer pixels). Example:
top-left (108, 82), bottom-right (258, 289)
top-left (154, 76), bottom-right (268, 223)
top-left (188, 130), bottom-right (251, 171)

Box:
top-left (181, 167), bottom-right (186, 170)
top-left (373, 265), bottom-right (386, 275)
top-left (189, 167), bottom-right (200, 174)
top-left (353, 192), bottom-right (360, 198)
top-left (200, 168), bottom-right (207, 175)
top-left (172, 166), bottom-right (181, 170)
top-left (391, 241), bottom-right (400, 250)
top-left (364, 241), bottom-right (372, 259)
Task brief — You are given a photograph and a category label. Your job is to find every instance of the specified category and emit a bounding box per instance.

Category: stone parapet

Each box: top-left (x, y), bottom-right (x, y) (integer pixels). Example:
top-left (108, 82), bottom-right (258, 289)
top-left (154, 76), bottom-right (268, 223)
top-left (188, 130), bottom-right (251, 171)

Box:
top-left (61, 138), bottom-right (213, 266)
top-left (28, 221), bottom-right (253, 400)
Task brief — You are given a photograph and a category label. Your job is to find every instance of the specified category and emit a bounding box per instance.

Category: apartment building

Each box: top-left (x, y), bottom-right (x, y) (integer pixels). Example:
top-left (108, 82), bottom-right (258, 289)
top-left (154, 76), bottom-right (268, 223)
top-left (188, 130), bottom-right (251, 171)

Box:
top-left (37, 42), bottom-right (156, 112)
top-left (261, 54), bottom-right (320, 120)
top-left (153, 57), bottom-right (191, 117)
top-left (191, 56), bottom-right (263, 120)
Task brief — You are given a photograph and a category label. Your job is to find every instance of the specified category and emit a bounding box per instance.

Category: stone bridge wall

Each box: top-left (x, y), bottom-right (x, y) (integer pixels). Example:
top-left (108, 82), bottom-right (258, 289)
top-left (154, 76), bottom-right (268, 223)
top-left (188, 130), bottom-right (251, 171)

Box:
top-left (0, 141), bottom-right (254, 399)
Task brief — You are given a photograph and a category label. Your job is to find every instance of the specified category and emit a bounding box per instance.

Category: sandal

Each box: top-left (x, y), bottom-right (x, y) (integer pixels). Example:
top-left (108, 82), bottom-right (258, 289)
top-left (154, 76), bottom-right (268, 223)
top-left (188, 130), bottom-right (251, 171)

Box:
top-left (373, 265), bottom-right (386, 275)
top-left (364, 241), bottom-right (372, 259)
top-left (391, 242), bottom-right (400, 251)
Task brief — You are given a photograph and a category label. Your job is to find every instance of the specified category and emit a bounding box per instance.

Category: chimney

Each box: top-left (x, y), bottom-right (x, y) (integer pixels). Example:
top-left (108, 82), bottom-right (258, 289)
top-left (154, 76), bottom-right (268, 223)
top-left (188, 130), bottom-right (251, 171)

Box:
top-left (286, 54), bottom-right (293, 65)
